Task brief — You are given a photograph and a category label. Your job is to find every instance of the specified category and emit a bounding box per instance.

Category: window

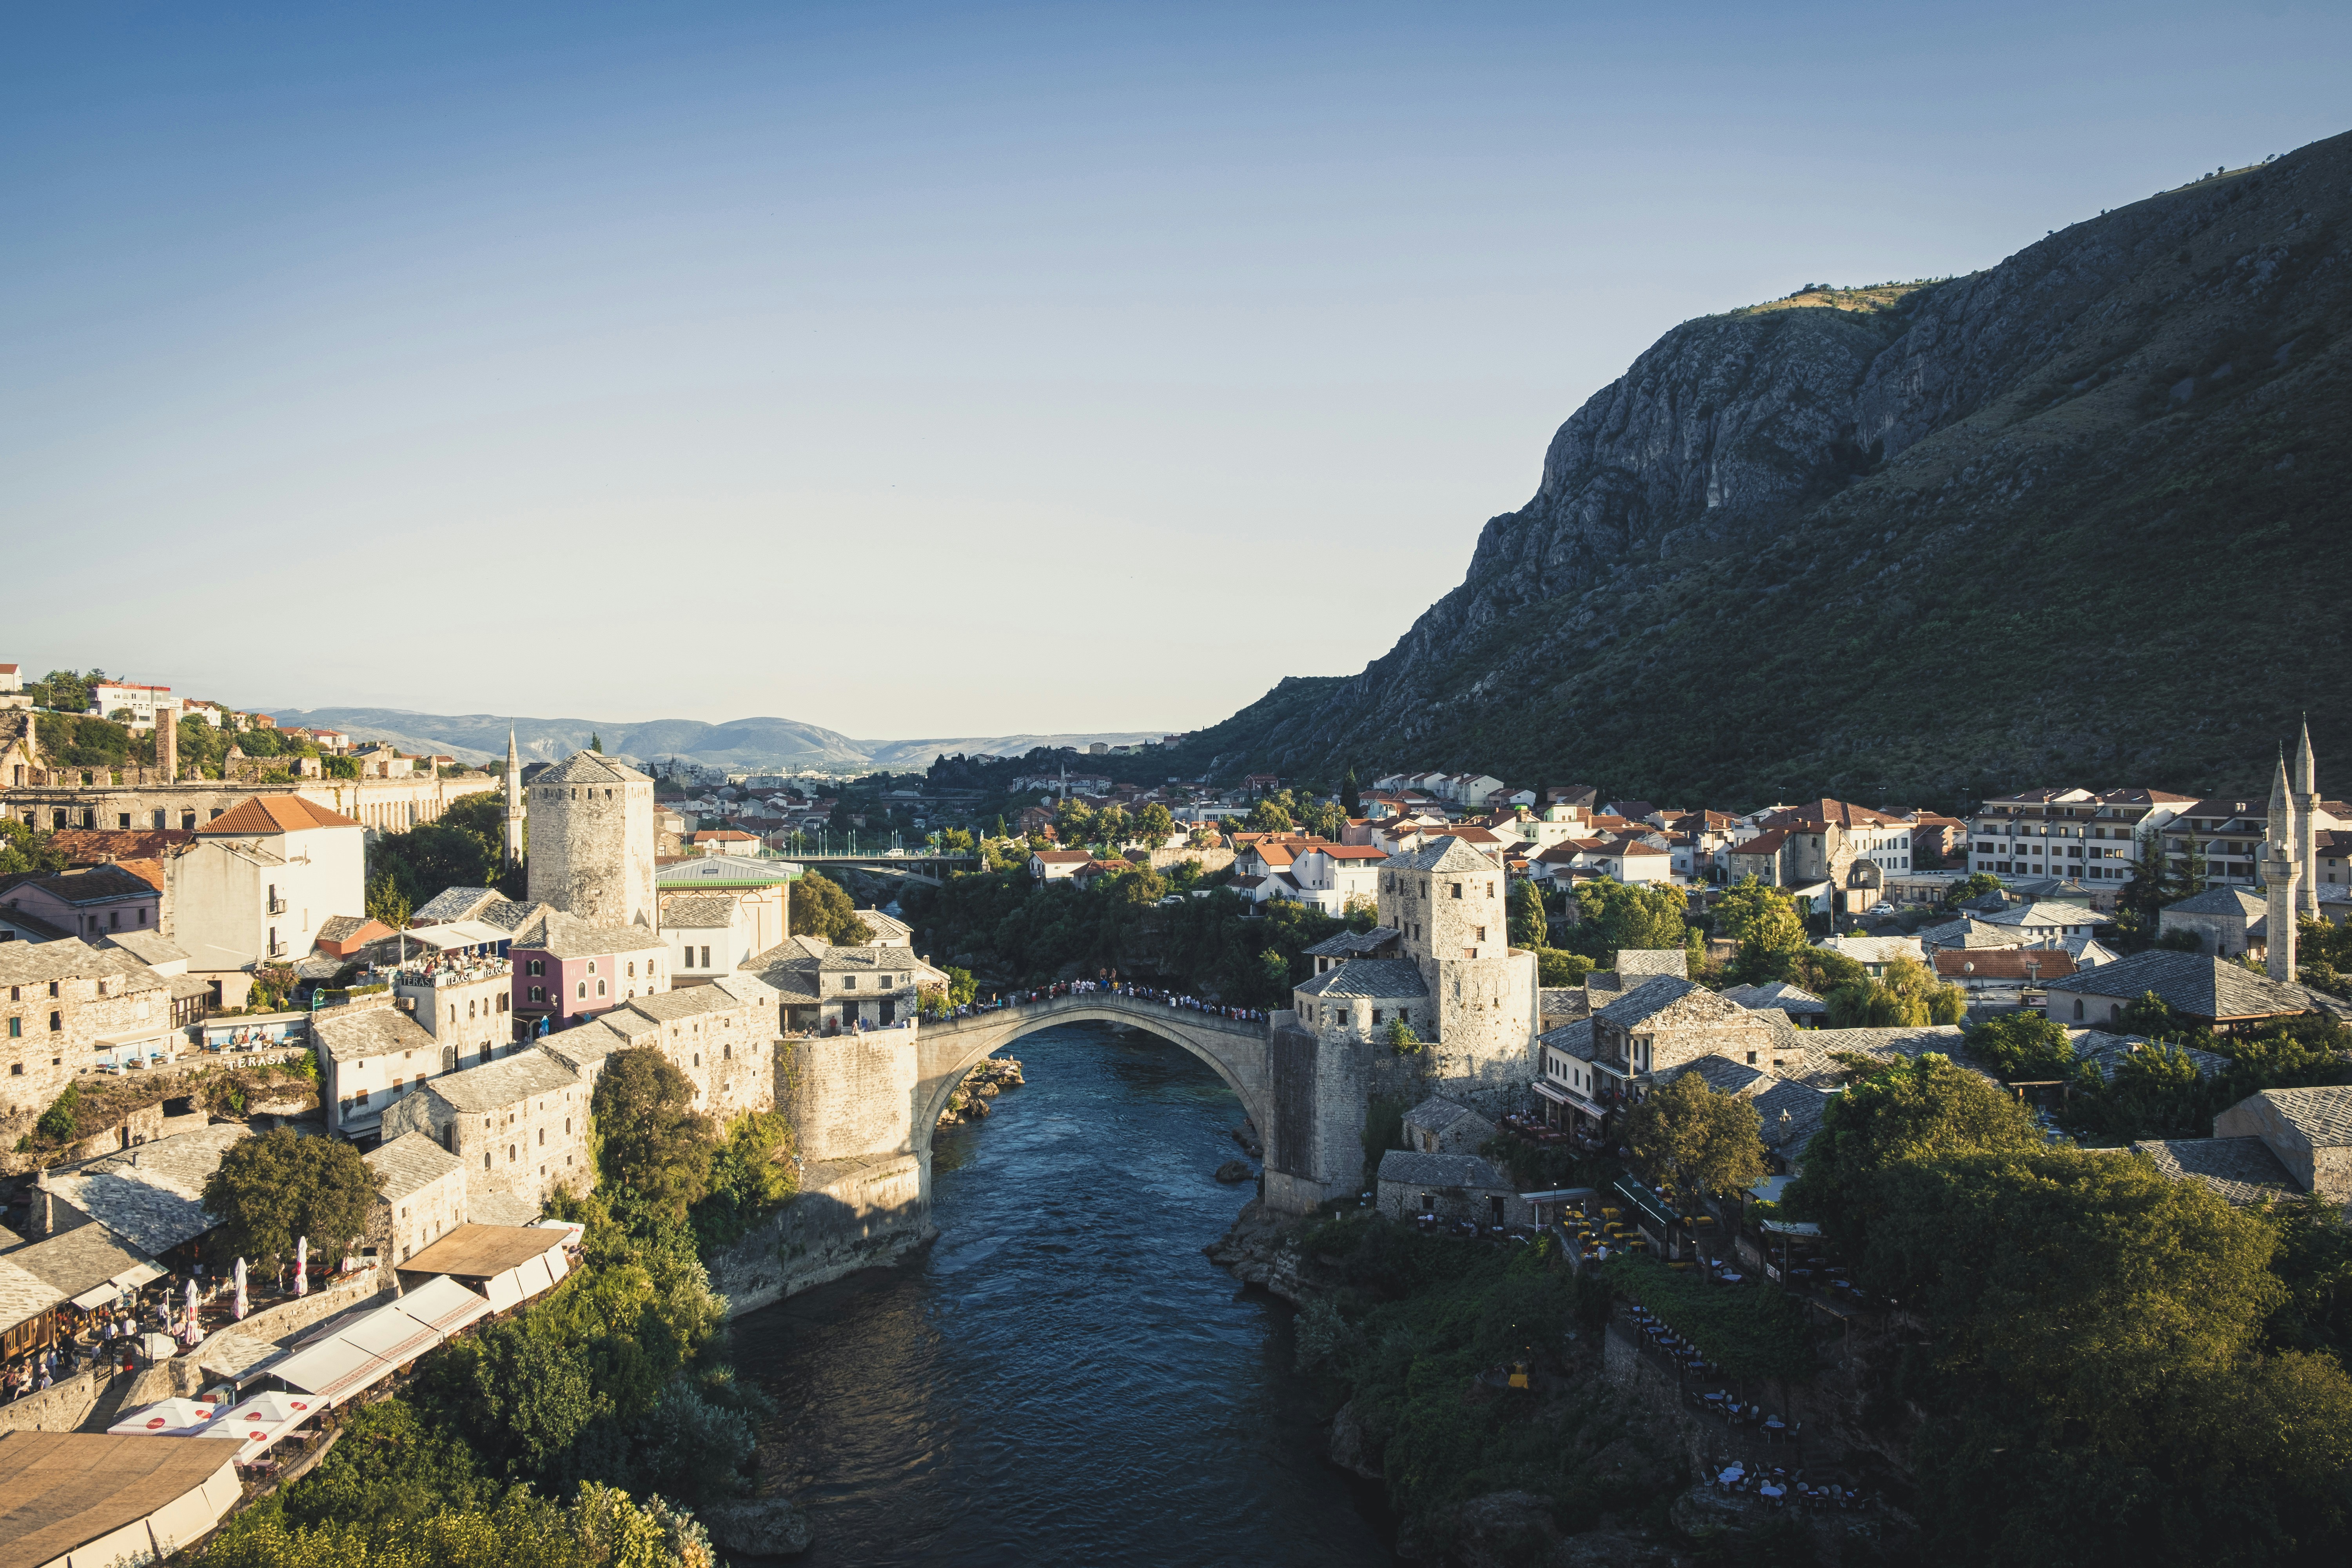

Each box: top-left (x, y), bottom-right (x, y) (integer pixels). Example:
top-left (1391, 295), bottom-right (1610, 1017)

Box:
top-left (1475, 926), bottom-right (1486, 942)
top-left (588, 960), bottom-right (598, 975)
top-left (6, 1018), bottom-right (15, 1037)
top-left (530, 986), bottom-right (546, 1004)
top-left (577, 982), bottom-right (588, 999)
top-left (843, 975), bottom-right (857, 989)
top-left (1450, 882), bottom-right (1462, 899)
top-left (529, 958), bottom-right (544, 976)
top-left (700, 946), bottom-right (711, 969)
top-left (539, 1127), bottom-right (546, 1146)
top-left (627, 962), bottom-right (635, 978)
top-left (49, 1011), bottom-right (61, 1032)
top-left (596, 979), bottom-right (606, 996)
top-left (510, 1145), bottom-right (517, 1162)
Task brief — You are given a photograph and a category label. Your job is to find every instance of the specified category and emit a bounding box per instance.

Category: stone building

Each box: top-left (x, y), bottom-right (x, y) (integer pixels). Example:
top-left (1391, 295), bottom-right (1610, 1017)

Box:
top-left (744, 935), bottom-right (943, 1034)
top-left (1588, 976), bottom-right (1774, 1106)
top-left (312, 1002), bottom-right (443, 1141)
top-left (1290, 958), bottom-right (1428, 1044)
top-left (2208, 1085), bottom-right (2352, 1202)
top-left (501, 730), bottom-right (526, 867)
top-left (526, 752), bottom-right (657, 929)
top-left (365, 1131), bottom-right (470, 1265)
top-left (505, 906), bottom-right (671, 1031)
top-left (1401, 1095), bottom-right (1495, 1155)
top-left (539, 976), bottom-right (780, 1120)
top-left (1376, 836), bottom-right (1539, 1078)
top-left (4, 764), bottom-right (497, 838)
top-left (2161, 886), bottom-right (2269, 958)
top-left (390, 950), bottom-right (515, 1074)
top-left (380, 1046), bottom-right (592, 1212)
top-left (0, 864), bottom-right (164, 944)
top-left (1374, 1148), bottom-right (1528, 1227)
top-left (168, 796), bottom-right (366, 971)
top-left (0, 939), bottom-right (179, 1140)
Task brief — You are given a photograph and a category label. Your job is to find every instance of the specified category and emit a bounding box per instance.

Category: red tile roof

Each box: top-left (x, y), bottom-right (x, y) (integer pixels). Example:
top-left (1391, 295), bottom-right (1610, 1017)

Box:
top-left (197, 795), bottom-right (363, 834)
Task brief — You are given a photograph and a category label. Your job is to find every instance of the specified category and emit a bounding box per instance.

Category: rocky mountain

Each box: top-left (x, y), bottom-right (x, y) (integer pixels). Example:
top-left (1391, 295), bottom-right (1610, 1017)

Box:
top-left (262, 708), bottom-right (1165, 775)
top-left (1176, 129), bottom-right (2352, 809)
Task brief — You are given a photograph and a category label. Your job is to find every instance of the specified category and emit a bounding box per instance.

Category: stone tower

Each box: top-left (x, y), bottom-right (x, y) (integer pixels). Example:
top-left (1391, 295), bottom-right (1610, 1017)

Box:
top-left (526, 751), bottom-right (658, 928)
top-left (1376, 836), bottom-right (1539, 1078)
top-left (503, 729), bottom-right (526, 867)
top-left (2295, 720), bottom-right (2319, 917)
top-left (2267, 751), bottom-right (2299, 982)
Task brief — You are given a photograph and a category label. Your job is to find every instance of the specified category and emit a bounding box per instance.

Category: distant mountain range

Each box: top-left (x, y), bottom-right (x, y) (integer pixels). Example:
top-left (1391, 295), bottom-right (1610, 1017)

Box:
top-left (261, 708), bottom-right (1168, 775)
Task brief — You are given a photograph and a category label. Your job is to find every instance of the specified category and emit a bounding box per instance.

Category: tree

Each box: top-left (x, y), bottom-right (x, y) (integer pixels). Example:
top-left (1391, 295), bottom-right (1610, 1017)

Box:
top-left (992, 814), bottom-right (1007, 841)
top-left (1258, 946), bottom-right (1294, 997)
top-left (1621, 1072), bottom-right (1767, 1211)
top-left (1245, 797), bottom-right (1294, 833)
top-left (1786, 1052), bottom-right (2043, 1263)
top-left (1054, 797), bottom-right (1096, 846)
top-left (789, 872), bottom-right (872, 946)
top-left (588, 733), bottom-right (603, 753)
top-left (1302, 800), bottom-right (1347, 842)
top-left (1942, 871), bottom-right (2005, 909)
top-left (1384, 1018), bottom-right (1423, 1054)
top-left (1714, 876), bottom-right (1808, 982)
top-left (1133, 803), bottom-right (1176, 849)
top-left (591, 1049), bottom-right (717, 1221)
top-left (1968, 1009), bottom-right (2077, 1081)
top-left (366, 870), bottom-right (412, 929)
top-left (202, 1126), bottom-right (381, 1270)
top-left (0, 818), bottom-right (65, 877)
top-left (1535, 948), bottom-right (1594, 986)
top-left (1340, 768), bottom-right (1362, 815)
top-left (1094, 804), bottom-right (1129, 848)
top-left (1573, 877), bottom-right (1688, 961)
top-left (1507, 879), bottom-right (1550, 948)
top-left (2112, 824), bottom-right (2178, 948)
top-left (1824, 955), bottom-right (1966, 1027)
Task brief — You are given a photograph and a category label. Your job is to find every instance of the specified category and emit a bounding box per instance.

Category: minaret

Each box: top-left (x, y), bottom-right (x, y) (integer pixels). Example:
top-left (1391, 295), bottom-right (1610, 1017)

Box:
top-left (2266, 750), bottom-right (2298, 982)
top-left (2294, 719), bottom-right (2319, 917)
top-left (503, 729), bottom-right (526, 867)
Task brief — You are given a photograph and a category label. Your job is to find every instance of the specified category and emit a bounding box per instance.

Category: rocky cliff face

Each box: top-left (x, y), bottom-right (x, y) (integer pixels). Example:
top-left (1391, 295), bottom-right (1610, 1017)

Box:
top-left (1192, 128), bottom-right (2352, 805)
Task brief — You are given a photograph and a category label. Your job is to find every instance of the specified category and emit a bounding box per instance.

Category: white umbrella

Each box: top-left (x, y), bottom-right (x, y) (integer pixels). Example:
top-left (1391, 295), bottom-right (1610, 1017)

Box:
top-left (198, 1390), bottom-right (318, 1463)
top-left (138, 1331), bottom-right (182, 1362)
top-left (295, 1236), bottom-right (307, 1297)
top-left (109, 1395), bottom-right (218, 1435)
top-left (186, 1280), bottom-right (200, 1343)
top-left (234, 1257), bottom-right (247, 1321)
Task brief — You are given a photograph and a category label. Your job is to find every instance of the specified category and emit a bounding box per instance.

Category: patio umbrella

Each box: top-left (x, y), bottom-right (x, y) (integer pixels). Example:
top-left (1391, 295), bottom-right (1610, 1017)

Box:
top-left (295, 1236), bottom-right (308, 1297)
top-left (109, 1395), bottom-right (219, 1435)
top-left (186, 1280), bottom-right (199, 1332)
top-left (139, 1331), bottom-right (182, 1362)
top-left (234, 1257), bottom-right (247, 1321)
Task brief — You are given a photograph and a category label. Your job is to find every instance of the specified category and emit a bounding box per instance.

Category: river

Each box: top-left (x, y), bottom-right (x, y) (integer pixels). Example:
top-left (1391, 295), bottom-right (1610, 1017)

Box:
top-left (729, 1020), bottom-right (1397, 1566)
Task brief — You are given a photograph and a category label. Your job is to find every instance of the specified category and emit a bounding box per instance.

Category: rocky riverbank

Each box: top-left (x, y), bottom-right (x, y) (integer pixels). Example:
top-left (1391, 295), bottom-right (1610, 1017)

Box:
top-left (932, 1056), bottom-right (1025, 1135)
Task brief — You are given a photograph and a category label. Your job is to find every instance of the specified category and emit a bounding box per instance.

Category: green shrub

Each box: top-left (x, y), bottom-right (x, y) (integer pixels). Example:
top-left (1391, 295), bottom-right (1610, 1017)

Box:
top-left (1597, 1254), bottom-right (1817, 1382)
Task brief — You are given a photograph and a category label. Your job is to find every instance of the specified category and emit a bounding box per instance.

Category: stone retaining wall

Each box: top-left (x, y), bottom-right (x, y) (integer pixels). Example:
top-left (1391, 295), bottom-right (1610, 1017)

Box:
top-left (0, 1366), bottom-right (107, 1434)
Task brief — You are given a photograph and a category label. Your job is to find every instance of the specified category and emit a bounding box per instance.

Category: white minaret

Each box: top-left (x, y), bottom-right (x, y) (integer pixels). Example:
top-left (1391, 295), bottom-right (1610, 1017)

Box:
top-left (2267, 750), bottom-right (2299, 982)
top-left (2294, 719), bottom-right (2319, 917)
top-left (503, 729), bottom-right (526, 867)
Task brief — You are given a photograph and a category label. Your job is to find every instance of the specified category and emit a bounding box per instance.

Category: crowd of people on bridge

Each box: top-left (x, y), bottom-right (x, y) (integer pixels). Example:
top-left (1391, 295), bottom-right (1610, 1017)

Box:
top-left (936, 977), bottom-right (1269, 1025)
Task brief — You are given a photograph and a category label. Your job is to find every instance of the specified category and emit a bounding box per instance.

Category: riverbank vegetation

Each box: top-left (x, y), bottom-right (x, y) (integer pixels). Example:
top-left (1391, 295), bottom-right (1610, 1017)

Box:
top-left (1291, 1213), bottom-right (1684, 1555)
top-left (1788, 1051), bottom-right (2352, 1565)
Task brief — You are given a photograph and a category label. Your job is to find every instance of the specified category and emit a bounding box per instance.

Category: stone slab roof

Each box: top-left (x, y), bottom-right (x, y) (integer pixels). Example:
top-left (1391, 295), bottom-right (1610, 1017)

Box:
top-left (0, 1255), bottom-right (66, 1334)
top-left (365, 1132), bottom-right (464, 1205)
top-left (1303, 926), bottom-right (1402, 958)
top-left (2163, 887), bottom-right (2268, 918)
top-left (1403, 1096), bottom-right (1484, 1134)
top-left (1383, 837), bottom-right (1498, 875)
top-left (1719, 980), bottom-right (1827, 1015)
top-left (657, 894), bottom-right (739, 930)
top-left (1538, 1019), bottom-right (1600, 1060)
top-left (0, 938), bottom-right (159, 988)
top-left (2238, 1086), bottom-right (2352, 1149)
top-left (536, 751), bottom-right (653, 786)
top-left (2044, 951), bottom-right (2352, 1022)
top-left (1375, 1148), bottom-right (1512, 1191)
top-left (544, 1018), bottom-right (632, 1074)
top-left (508, 908), bottom-right (668, 958)
top-left (1817, 935), bottom-right (1926, 964)
top-left (1615, 949), bottom-right (1689, 978)
top-left (312, 1005), bottom-right (436, 1065)
top-left (1593, 976), bottom-right (1748, 1031)
top-left (410, 887), bottom-right (505, 925)
top-left (467, 1191), bottom-right (543, 1227)
top-left (2066, 1030), bottom-right (2232, 1083)
top-left (1294, 959), bottom-right (1428, 1000)
top-left (9, 1224), bottom-right (155, 1299)
top-left (422, 1047), bottom-right (581, 1114)
top-left (46, 1123), bottom-right (248, 1255)
top-left (2134, 1137), bottom-right (2301, 1206)
top-left (621, 978), bottom-right (779, 1024)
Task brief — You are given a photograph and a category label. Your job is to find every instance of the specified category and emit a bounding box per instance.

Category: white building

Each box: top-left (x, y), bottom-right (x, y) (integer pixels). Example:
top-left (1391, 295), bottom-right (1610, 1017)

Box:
top-left (169, 795), bottom-right (366, 968)
top-left (87, 682), bottom-right (173, 728)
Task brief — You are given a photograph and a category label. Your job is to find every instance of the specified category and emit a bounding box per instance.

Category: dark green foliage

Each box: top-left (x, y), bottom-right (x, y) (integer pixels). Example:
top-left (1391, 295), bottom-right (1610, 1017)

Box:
top-left (34, 1083), bottom-right (81, 1143)
top-left (1507, 879), bottom-right (1548, 948)
top-left (688, 1111), bottom-right (797, 1251)
top-left (592, 1049), bottom-right (716, 1222)
top-left (201, 1125), bottom-right (382, 1268)
top-left (367, 791), bottom-right (522, 910)
top-left (1967, 1010), bottom-right (2077, 1081)
top-left (1569, 877), bottom-right (1688, 962)
top-left (1596, 1254), bottom-right (1816, 1383)
top-left (1533, 947), bottom-right (1594, 986)
top-left (277, 1398), bottom-right (494, 1530)
top-left (0, 818), bottom-right (67, 876)
top-left (789, 871), bottom-right (873, 946)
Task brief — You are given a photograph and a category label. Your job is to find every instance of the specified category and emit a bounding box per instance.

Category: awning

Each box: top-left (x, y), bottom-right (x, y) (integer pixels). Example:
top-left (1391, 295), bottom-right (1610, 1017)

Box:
top-left (1531, 1080), bottom-right (1571, 1104)
top-left (330, 1302), bottom-right (443, 1365)
top-left (1759, 1218), bottom-right (1823, 1236)
top-left (271, 1337), bottom-right (395, 1402)
top-left (1747, 1176), bottom-right (1794, 1203)
top-left (70, 1283), bottom-right (122, 1310)
top-left (116, 1261), bottom-right (168, 1289)
top-left (392, 1275), bottom-right (492, 1337)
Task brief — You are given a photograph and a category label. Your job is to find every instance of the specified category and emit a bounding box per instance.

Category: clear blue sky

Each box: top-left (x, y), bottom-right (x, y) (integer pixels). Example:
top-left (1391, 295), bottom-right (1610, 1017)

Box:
top-left (5, 2), bottom-right (2344, 739)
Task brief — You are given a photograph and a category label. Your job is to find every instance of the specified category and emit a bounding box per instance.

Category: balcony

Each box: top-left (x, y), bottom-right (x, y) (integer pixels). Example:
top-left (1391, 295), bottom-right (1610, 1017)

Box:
top-left (267, 898), bottom-right (289, 915)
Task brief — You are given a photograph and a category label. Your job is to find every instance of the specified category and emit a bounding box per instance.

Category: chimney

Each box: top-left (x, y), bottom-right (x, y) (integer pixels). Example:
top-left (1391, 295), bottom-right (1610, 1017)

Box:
top-left (156, 701), bottom-right (179, 783)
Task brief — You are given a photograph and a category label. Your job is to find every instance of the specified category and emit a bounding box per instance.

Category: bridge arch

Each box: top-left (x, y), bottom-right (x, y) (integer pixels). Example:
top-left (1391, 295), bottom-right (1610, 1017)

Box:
top-left (914, 998), bottom-right (1273, 1149)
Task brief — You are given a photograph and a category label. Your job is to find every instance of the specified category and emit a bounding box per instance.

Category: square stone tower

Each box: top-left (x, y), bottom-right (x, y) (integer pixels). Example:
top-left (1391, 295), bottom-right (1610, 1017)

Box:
top-left (1376, 835), bottom-right (1539, 1080)
top-left (527, 751), bottom-right (659, 929)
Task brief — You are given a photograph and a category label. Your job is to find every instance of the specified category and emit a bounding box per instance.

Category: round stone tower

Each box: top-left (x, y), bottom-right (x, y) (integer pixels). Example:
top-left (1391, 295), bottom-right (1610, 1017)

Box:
top-left (527, 751), bottom-right (658, 928)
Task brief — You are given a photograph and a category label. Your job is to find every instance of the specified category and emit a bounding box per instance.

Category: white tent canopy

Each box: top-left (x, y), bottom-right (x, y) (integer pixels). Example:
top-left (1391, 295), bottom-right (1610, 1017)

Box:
top-left (270, 1336), bottom-right (395, 1403)
top-left (394, 1275), bottom-right (492, 1337)
top-left (109, 1396), bottom-right (220, 1436)
top-left (197, 1389), bottom-right (321, 1465)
